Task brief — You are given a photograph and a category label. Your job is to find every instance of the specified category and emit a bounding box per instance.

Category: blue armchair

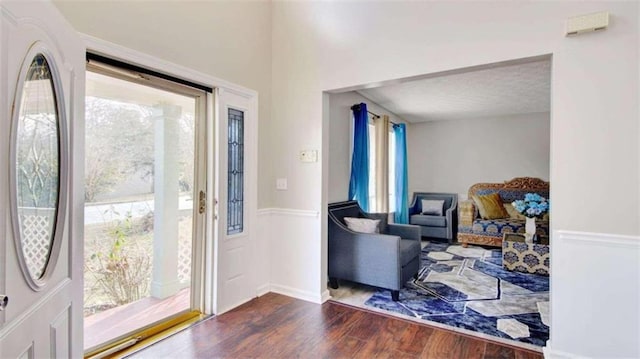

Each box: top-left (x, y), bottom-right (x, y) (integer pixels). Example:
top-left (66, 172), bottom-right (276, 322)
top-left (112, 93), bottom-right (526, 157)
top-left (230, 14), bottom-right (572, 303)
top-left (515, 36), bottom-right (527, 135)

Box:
top-left (409, 192), bottom-right (458, 243)
top-left (328, 200), bottom-right (421, 301)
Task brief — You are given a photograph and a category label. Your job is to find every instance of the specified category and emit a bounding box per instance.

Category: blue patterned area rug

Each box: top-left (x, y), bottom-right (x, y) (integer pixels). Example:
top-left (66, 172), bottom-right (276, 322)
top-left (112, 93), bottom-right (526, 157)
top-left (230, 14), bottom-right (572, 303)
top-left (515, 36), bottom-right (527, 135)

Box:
top-left (364, 242), bottom-right (549, 348)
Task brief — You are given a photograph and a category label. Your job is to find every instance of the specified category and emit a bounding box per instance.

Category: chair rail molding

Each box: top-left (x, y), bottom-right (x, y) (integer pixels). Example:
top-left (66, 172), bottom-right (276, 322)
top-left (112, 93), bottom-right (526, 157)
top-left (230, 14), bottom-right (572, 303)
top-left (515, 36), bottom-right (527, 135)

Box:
top-left (257, 208), bottom-right (319, 218)
top-left (555, 230), bottom-right (640, 246)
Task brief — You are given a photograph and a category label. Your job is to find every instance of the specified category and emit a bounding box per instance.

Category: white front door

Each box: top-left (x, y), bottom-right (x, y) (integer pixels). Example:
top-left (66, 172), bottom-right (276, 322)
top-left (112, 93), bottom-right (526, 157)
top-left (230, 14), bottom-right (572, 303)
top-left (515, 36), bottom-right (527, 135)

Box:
top-left (213, 89), bottom-right (258, 314)
top-left (0, 2), bottom-right (84, 358)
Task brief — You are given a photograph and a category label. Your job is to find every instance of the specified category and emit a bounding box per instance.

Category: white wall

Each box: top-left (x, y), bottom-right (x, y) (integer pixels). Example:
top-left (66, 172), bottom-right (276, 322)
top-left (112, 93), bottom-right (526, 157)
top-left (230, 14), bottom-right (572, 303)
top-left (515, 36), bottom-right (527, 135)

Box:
top-left (271, 2), bottom-right (639, 358)
top-left (52, 0), bottom-right (274, 208)
top-left (328, 91), bottom-right (404, 204)
top-left (407, 112), bottom-right (550, 200)
top-left (51, 2), bottom-right (640, 356)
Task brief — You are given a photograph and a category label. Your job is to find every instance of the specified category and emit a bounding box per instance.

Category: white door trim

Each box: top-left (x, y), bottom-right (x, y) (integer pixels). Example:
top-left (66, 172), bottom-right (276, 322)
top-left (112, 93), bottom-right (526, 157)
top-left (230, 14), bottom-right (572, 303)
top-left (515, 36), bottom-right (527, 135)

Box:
top-left (81, 34), bottom-right (258, 98)
top-left (81, 34), bottom-right (259, 315)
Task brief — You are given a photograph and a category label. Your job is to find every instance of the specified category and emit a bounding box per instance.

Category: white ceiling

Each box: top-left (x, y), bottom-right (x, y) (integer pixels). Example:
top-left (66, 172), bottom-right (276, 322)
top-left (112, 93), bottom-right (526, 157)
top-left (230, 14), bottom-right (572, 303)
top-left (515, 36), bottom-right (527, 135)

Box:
top-left (357, 59), bottom-right (551, 123)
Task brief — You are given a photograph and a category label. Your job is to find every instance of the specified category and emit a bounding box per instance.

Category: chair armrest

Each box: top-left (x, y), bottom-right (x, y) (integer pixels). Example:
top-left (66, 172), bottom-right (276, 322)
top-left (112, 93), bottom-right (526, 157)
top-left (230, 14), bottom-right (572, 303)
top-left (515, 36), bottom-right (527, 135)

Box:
top-left (408, 197), bottom-right (420, 215)
top-left (458, 200), bottom-right (476, 226)
top-left (329, 228), bottom-right (402, 267)
top-left (387, 223), bottom-right (421, 241)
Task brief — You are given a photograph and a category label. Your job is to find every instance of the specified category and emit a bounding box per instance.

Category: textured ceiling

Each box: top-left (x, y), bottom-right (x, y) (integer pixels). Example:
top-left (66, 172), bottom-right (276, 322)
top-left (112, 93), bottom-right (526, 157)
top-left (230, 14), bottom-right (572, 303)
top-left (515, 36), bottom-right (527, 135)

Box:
top-left (357, 60), bottom-right (551, 123)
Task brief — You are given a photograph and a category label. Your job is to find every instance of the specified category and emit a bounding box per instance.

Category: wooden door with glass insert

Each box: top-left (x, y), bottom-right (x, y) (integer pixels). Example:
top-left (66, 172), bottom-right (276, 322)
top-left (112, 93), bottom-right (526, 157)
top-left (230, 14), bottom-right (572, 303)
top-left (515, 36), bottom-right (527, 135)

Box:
top-left (0, 2), bottom-right (85, 357)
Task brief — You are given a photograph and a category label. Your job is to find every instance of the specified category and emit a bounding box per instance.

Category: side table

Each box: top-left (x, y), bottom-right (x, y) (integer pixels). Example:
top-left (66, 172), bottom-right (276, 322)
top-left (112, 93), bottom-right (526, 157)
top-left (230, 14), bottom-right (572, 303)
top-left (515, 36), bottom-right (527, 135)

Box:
top-left (502, 233), bottom-right (549, 276)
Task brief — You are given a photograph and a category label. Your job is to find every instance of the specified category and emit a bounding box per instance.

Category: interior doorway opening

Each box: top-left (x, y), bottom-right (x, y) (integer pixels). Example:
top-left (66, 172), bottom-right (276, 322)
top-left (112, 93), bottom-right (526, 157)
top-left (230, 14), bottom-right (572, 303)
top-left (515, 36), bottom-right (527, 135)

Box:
top-left (324, 54), bottom-right (552, 351)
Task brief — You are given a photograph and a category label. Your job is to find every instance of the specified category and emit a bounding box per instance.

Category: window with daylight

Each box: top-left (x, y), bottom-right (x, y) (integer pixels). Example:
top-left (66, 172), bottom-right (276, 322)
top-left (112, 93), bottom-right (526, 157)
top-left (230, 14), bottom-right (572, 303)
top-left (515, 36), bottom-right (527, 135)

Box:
top-left (367, 120), bottom-right (376, 210)
top-left (388, 128), bottom-right (396, 213)
top-left (227, 108), bottom-right (244, 235)
top-left (366, 118), bottom-right (397, 214)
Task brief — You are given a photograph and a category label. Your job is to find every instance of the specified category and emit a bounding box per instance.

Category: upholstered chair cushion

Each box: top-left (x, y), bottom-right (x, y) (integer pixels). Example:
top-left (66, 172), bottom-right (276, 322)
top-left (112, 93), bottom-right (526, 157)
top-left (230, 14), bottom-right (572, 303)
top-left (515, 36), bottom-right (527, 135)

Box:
top-left (410, 215), bottom-right (447, 227)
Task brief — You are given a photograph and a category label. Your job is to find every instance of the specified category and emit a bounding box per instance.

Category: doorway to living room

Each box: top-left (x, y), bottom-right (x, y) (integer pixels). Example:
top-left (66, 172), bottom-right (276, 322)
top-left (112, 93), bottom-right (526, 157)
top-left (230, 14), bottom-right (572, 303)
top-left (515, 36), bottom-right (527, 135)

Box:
top-left (324, 54), bottom-right (552, 352)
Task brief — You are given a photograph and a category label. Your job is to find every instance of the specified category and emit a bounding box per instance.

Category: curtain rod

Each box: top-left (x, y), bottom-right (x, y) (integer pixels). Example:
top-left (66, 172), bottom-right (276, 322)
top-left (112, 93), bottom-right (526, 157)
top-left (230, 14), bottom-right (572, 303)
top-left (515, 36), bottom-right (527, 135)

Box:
top-left (350, 104), bottom-right (400, 127)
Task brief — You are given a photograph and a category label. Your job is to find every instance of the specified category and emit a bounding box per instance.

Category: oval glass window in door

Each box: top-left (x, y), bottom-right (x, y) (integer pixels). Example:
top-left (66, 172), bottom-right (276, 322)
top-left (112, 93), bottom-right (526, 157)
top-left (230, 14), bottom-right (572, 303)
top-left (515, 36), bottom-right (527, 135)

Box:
top-left (13, 53), bottom-right (62, 285)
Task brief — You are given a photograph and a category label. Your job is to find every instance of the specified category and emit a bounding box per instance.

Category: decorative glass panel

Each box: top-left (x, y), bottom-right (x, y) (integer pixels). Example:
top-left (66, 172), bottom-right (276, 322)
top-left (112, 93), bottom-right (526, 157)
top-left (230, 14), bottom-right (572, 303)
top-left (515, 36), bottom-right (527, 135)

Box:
top-left (15, 54), bottom-right (60, 281)
top-left (227, 108), bottom-right (244, 235)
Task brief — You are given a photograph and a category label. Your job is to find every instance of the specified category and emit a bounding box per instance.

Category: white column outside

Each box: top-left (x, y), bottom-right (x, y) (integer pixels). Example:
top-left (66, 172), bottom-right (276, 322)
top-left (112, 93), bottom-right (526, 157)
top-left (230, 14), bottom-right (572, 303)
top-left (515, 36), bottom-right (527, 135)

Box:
top-left (150, 104), bottom-right (181, 299)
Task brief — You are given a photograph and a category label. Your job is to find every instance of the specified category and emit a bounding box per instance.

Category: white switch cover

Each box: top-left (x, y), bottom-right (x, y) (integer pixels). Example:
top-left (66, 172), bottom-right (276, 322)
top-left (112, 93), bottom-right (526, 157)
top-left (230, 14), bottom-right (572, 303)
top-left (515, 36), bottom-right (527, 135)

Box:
top-left (300, 150), bottom-right (318, 163)
top-left (276, 178), bottom-right (288, 190)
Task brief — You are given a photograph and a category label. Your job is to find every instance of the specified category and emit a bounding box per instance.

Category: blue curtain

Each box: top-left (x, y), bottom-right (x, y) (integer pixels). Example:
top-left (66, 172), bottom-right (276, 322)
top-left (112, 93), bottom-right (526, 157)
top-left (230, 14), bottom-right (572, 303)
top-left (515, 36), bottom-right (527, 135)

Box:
top-left (348, 103), bottom-right (370, 211)
top-left (394, 124), bottom-right (409, 223)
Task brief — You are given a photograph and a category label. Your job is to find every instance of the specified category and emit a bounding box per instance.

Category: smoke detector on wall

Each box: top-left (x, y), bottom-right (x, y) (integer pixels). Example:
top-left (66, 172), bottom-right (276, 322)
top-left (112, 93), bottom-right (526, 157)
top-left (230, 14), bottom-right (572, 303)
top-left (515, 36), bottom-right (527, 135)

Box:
top-left (566, 11), bottom-right (609, 36)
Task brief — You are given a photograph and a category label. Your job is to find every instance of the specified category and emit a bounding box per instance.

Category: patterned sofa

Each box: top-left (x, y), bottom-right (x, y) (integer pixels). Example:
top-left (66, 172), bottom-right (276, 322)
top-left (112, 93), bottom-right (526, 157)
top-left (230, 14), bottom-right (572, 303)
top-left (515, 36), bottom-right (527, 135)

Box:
top-left (457, 177), bottom-right (549, 247)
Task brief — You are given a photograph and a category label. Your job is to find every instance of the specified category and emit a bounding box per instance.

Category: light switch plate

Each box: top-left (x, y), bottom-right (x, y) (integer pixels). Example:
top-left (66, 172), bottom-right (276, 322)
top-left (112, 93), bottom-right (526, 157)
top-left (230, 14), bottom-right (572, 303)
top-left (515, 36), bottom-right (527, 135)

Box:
top-left (300, 150), bottom-right (318, 163)
top-left (276, 178), bottom-right (287, 190)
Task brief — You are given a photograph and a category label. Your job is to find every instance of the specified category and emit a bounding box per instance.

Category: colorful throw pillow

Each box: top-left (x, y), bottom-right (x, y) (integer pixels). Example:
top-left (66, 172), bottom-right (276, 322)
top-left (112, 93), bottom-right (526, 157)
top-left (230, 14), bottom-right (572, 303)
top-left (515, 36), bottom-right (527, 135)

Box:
top-left (421, 199), bottom-right (445, 216)
top-left (504, 203), bottom-right (526, 220)
top-left (472, 193), bottom-right (509, 220)
top-left (344, 217), bottom-right (380, 233)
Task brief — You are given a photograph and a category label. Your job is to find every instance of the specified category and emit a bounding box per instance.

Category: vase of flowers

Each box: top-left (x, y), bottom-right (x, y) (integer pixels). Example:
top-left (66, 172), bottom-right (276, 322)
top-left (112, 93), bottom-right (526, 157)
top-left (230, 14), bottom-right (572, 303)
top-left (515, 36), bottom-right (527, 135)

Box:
top-left (512, 193), bottom-right (549, 242)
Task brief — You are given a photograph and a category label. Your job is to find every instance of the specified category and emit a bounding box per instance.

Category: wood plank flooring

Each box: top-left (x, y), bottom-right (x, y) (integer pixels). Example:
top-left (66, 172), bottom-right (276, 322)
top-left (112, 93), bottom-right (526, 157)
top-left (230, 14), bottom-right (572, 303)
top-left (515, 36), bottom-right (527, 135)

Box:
top-left (128, 293), bottom-right (542, 359)
top-left (85, 288), bottom-right (190, 350)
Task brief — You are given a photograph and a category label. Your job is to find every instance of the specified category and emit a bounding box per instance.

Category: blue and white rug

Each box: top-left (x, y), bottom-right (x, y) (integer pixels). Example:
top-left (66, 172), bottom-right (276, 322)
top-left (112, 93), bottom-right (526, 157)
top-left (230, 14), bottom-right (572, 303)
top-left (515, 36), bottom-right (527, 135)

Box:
top-left (364, 242), bottom-right (550, 347)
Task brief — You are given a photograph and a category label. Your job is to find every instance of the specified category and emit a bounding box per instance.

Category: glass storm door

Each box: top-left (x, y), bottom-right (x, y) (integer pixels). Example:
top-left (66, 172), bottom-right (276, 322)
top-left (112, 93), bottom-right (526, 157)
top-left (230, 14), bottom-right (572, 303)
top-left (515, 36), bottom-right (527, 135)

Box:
top-left (83, 65), bottom-right (207, 354)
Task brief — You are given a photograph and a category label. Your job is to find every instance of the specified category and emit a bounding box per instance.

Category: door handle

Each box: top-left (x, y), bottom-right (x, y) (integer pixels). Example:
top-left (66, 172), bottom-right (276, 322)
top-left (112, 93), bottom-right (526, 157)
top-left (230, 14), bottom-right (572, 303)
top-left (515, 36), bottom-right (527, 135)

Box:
top-left (0, 295), bottom-right (7, 311)
top-left (199, 191), bottom-right (206, 214)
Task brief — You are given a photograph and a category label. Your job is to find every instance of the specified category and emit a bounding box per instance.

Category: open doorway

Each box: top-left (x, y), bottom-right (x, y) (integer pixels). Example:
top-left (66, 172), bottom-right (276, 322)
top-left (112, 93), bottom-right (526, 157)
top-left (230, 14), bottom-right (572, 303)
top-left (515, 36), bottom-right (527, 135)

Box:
top-left (82, 59), bottom-right (207, 355)
top-left (326, 55), bottom-right (551, 351)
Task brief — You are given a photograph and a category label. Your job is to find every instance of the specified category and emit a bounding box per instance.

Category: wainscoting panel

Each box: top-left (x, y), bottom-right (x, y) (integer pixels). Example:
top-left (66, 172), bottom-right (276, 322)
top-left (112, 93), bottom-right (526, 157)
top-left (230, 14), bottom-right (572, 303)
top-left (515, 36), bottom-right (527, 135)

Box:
top-left (548, 230), bottom-right (640, 359)
top-left (256, 208), bottom-right (327, 303)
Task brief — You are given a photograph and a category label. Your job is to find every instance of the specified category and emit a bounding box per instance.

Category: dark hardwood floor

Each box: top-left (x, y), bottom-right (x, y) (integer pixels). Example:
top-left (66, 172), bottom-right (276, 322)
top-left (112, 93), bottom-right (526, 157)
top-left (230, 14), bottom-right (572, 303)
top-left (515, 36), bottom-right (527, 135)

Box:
top-left (128, 293), bottom-right (542, 359)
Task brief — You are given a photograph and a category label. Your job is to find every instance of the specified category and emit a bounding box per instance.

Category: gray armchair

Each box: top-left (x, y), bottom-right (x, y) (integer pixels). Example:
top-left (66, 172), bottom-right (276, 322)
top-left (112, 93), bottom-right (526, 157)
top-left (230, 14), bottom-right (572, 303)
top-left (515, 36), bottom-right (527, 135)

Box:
top-left (328, 200), bottom-right (421, 301)
top-left (409, 192), bottom-right (458, 243)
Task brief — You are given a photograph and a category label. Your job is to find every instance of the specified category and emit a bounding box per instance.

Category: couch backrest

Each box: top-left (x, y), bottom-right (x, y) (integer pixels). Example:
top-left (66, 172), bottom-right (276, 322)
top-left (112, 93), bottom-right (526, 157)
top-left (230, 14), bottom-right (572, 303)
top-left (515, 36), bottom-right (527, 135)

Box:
top-left (468, 177), bottom-right (549, 203)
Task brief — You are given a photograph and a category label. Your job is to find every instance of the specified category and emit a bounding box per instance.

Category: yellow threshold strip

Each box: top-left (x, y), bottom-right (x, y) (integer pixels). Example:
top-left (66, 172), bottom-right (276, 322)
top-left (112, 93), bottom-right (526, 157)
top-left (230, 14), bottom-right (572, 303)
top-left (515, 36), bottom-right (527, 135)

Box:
top-left (85, 311), bottom-right (204, 359)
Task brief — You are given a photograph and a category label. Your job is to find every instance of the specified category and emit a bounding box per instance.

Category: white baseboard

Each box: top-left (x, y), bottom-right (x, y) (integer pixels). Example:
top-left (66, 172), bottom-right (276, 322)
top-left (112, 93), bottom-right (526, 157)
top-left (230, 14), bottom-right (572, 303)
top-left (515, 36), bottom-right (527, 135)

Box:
top-left (255, 283), bottom-right (329, 304)
top-left (320, 289), bottom-right (331, 303)
top-left (544, 341), bottom-right (587, 359)
top-left (256, 283), bottom-right (271, 297)
top-left (266, 284), bottom-right (327, 304)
